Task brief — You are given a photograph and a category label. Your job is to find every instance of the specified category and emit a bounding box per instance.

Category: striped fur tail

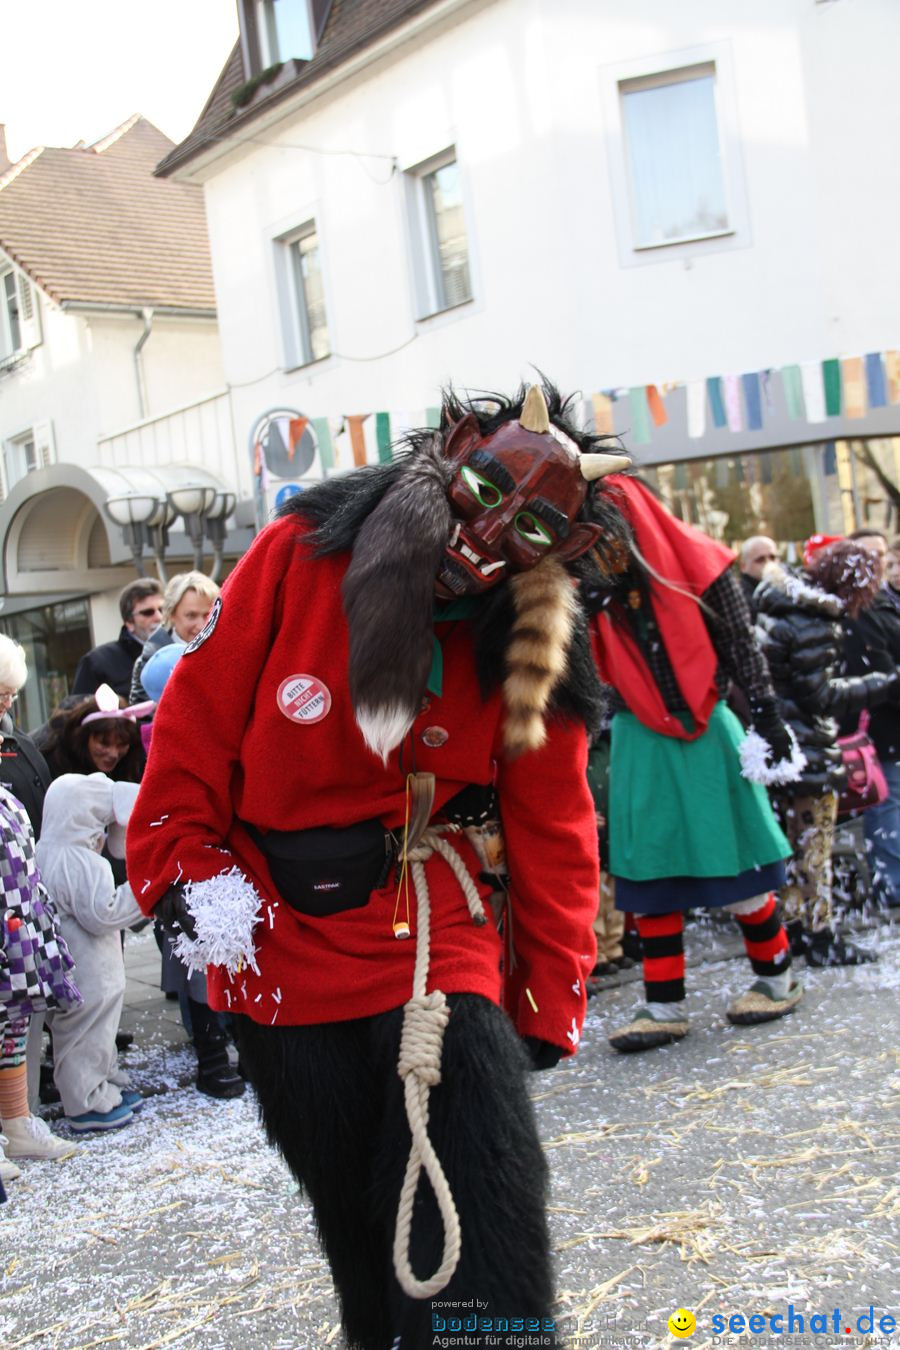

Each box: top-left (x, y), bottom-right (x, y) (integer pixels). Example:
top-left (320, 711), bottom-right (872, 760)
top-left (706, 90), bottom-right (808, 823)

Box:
top-left (503, 556), bottom-right (576, 757)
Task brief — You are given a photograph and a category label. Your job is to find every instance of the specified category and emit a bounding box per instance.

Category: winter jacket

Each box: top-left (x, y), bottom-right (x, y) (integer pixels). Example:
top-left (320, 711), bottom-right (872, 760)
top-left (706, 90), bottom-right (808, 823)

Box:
top-left (840, 590), bottom-right (900, 762)
top-left (72, 628), bottom-right (143, 700)
top-left (754, 564), bottom-right (900, 794)
top-left (36, 774), bottom-right (141, 936)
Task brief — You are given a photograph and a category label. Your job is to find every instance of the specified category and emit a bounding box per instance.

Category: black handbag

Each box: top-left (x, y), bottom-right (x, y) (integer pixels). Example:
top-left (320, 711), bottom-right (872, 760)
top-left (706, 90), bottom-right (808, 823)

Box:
top-left (246, 819), bottom-right (397, 917)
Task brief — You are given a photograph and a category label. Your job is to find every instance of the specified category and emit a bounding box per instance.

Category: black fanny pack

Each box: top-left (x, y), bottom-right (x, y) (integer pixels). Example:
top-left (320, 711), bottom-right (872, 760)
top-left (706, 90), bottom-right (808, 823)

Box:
top-left (245, 819), bottom-right (397, 918)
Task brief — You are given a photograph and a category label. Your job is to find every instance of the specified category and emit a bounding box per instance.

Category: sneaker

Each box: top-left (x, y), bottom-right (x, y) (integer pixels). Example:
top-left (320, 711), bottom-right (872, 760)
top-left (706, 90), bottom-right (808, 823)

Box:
top-left (727, 978), bottom-right (803, 1026)
top-left (119, 1090), bottom-right (144, 1113)
top-left (115, 1031), bottom-right (135, 1052)
top-left (608, 1006), bottom-right (689, 1054)
top-left (0, 1136), bottom-right (21, 1182)
top-left (67, 1103), bottom-right (134, 1133)
top-left (2, 1114), bottom-right (77, 1161)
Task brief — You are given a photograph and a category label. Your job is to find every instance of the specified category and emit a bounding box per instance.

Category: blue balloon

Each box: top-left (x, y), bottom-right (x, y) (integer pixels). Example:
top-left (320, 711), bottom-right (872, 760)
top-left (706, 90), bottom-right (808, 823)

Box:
top-left (142, 641), bottom-right (187, 703)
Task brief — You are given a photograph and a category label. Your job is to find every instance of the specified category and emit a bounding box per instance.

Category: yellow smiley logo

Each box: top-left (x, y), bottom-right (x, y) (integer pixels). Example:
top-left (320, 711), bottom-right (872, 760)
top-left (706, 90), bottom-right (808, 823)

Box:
top-left (667, 1308), bottom-right (697, 1338)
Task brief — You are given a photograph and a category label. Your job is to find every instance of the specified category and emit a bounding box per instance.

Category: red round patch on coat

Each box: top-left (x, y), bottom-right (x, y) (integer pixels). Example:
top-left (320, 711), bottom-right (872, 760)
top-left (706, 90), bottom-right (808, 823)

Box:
top-left (277, 674), bottom-right (332, 724)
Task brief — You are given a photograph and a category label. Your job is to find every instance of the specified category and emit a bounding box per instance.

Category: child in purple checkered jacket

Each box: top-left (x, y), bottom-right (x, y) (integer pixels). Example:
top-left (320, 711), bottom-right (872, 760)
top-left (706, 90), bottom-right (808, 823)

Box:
top-left (0, 783), bottom-right (81, 1190)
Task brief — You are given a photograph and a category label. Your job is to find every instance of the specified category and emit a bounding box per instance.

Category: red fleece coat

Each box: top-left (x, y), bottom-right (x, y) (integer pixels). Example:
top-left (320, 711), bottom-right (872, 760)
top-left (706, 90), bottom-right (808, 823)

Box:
top-left (126, 516), bottom-right (599, 1055)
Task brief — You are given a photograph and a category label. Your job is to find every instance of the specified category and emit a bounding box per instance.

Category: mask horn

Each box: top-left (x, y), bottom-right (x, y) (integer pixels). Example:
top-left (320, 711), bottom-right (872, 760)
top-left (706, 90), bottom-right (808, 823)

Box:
top-left (519, 385), bottom-right (551, 433)
top-left (579, 452), bottom-right (631, 481)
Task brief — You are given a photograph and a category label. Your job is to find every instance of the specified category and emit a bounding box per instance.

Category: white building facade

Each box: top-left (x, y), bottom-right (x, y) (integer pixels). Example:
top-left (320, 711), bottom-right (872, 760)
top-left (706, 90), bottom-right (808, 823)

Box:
top-left (0, 117), bottom-right (251, 725)
top-left (165, 0), bottom-right (900, 547)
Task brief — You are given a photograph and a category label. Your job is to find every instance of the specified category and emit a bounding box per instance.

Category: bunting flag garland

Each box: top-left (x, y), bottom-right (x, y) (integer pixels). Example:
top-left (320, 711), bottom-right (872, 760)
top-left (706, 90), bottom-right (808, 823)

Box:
top-left (287, 417), bottom-right (309, 460)
top-left (344, 414), bottom-right (370, 467)
top-left (742, 372), bottom-right (763, 430)
top-left (375, 411), bottom-right (392, 464)
top-left (722, 374), bottom-right (743, 432)
top-left (267, 349), bottom-right (900, 488)
top-left (628, 386), bottom-right (652, 444)
top-left (645, 384), bottom-right (668, 427)
top-left (841, 356), bottom-right (866, 420)
top-left (782, 365), bottom-right (805, 421)
top-left (591, 392), bottom-right (616, 436)
top-left (686, 381), bottom-right (706, 438)
top-left (311, 417), bottom-right (334, 471)
top-left (760, 369), bottom-right (775, 414)
top-left (800, 361), bottom-right (826, 423)
top-left (822, 358), bottom-right (842, 417)
top-left (866, 352), bottom-right (887, 408)
top-left (706, 376), bottom-right (727, 429)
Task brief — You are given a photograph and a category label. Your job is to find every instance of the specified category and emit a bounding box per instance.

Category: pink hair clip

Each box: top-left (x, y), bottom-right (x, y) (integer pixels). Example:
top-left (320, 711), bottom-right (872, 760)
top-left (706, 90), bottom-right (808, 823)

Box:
top-left (82, 683), bottom-right (155, 726)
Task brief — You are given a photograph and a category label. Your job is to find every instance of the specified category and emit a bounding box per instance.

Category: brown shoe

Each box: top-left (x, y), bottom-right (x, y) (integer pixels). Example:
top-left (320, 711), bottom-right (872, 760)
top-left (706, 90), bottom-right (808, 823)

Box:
top-left (608, 1007), bottom-right (689, 1053)
top-left (726, 978), bottom-right (803, 1026)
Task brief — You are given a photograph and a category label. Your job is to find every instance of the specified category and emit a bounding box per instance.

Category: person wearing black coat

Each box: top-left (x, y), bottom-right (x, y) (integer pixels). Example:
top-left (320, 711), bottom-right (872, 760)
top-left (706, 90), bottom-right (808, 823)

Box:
top-left (71, 579), bottom-right (163, 700)
top-left (840, 582), bottom-right (900, 907)
top-left (0, 712), bottom-right (51, 840)
top-left (754, 540), bottom-right (900, 966)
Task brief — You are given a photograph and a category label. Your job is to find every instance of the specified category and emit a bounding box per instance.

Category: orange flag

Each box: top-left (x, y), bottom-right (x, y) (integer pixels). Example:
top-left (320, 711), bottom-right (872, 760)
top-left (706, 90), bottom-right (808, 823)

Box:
top-left (645, 384), bottom-right (668, 427)
top-left (345, 414), bottom-right (370, 467)
top-left (287, 417), bottom-right (309, 461)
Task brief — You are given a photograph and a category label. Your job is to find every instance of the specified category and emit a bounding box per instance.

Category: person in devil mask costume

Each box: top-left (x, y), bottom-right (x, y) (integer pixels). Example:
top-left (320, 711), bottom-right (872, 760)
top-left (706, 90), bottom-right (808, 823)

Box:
top-left (127, 382), bottom-right (630, 1350)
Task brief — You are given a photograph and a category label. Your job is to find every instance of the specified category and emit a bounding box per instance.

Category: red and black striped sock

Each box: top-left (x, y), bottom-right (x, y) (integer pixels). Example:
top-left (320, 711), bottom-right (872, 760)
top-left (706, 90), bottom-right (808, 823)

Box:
top-left (733, 894), bottom-right (791, 977)
top-left (635, 912), bottom-right (685, 1003)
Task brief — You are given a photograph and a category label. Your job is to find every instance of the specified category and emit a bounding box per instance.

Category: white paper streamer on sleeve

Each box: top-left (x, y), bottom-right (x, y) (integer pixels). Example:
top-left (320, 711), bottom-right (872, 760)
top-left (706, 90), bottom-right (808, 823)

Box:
top-left (173, 866), bottom-right (263, 977)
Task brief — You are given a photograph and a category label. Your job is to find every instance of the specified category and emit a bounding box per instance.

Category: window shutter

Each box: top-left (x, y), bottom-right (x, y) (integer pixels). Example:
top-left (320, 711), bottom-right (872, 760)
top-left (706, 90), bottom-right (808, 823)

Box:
top-left (17, 276), bottom-right (41, 349)
top-left (31, 419), bottom-right (55, 468)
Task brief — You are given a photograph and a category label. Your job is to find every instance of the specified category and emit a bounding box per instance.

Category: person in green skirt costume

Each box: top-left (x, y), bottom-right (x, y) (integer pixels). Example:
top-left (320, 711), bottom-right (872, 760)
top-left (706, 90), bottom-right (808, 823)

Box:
top-left (582, 476), bottom-right (805, 1052)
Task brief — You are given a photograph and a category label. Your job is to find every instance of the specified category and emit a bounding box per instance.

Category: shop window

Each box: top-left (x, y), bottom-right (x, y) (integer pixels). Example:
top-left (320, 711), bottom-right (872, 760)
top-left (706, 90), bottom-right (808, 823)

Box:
top-left (2, 597), bottom-right (91, 731)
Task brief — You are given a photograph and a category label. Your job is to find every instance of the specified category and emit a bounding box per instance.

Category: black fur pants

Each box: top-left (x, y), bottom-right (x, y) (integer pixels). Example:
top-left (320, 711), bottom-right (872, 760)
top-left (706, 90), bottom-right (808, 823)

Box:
top-left (235, 994), bottom-right (557, 1350)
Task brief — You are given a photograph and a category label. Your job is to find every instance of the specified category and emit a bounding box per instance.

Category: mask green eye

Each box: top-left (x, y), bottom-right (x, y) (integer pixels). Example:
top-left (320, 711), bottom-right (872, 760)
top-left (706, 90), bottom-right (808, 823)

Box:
top-left (515, 512), bottom-right (553, 546)
top-left (460, 464), bottom-right (503, 508)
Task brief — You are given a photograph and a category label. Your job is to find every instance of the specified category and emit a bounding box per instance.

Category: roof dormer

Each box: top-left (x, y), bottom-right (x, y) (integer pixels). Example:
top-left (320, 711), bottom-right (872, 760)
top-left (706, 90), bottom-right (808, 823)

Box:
top-left (237, 0), bottom-right (333, 78)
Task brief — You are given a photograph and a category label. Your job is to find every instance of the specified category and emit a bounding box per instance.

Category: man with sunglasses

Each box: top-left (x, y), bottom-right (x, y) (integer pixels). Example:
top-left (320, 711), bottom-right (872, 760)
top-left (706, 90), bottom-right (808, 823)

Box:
top-left (72, 579), bottom-right (164, 700)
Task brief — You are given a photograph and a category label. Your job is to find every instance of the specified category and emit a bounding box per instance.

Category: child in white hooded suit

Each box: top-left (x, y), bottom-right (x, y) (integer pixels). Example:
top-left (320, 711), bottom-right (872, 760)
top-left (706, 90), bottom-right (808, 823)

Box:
top-left (36, 773), bottom-right (143, 1131)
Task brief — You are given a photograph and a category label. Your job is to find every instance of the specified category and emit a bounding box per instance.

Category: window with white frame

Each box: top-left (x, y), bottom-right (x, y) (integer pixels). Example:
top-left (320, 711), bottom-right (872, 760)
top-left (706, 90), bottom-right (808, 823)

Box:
top-left (277, 223), bottom-right (330, 368)
top-left (0, 267), bottom-right (41, 361)
top-left (620, 63), bottom-right (730, 249)
top-left (406, 151), bottom-right (472, 319)
top-left (255, 0), bottom-right (315, 64)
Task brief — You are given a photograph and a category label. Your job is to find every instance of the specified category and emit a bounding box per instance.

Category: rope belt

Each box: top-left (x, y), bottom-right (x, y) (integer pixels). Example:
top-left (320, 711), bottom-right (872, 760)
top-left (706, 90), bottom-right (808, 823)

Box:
top-left (392, 824), bottom-right (487, 1299)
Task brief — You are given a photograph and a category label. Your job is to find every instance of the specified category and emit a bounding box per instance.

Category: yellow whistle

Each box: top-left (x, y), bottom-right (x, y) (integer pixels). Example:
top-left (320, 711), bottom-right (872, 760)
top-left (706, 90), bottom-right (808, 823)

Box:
top-left (393, 921), bottom-right (411, 940)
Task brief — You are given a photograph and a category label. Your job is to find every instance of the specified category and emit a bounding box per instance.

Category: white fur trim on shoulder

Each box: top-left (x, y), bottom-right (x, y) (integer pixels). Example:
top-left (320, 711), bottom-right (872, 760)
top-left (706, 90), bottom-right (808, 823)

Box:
top-left (739, 727), bottom-right (807, 787)
top-left (173, 866), bottom-right (263, 976)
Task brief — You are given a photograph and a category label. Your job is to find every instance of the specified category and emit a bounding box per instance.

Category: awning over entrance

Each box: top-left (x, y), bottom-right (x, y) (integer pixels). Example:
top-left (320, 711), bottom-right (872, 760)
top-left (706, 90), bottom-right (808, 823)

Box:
top-left (0, 463), bottom-right (249, 594)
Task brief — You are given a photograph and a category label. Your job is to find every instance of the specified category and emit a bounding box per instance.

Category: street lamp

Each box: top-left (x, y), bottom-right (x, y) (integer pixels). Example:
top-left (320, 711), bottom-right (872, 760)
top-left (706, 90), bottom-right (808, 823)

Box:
top-left (103, 493), bottom-right (162, 576)
top-left (203, 490), bottom-right (236, 582)
top-left (167, 484), bottom-right (218, 571)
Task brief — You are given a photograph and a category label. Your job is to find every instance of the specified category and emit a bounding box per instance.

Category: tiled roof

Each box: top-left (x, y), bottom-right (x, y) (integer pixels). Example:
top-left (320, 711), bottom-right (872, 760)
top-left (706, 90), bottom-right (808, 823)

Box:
top-left (0, 116), bottom-right (216, 310)
top-left (156, 0), bottom-right (441, 177)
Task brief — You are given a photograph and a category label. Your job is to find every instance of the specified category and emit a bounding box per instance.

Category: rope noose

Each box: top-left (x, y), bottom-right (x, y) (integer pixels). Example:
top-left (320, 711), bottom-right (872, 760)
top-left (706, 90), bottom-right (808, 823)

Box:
top-left (392, 826), bottom-right (486, 1299)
